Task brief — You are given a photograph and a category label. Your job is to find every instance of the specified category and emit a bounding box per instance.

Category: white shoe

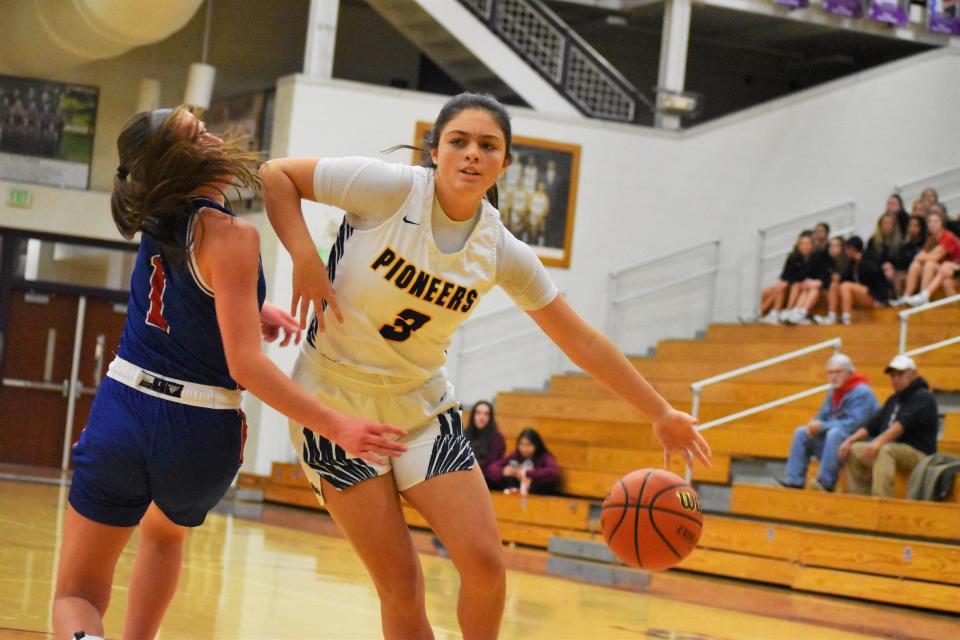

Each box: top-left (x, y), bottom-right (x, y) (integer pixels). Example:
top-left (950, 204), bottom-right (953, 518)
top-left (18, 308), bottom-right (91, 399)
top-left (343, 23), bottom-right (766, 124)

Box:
top-left (813, 313), bottom-right (836, 325)
top-left (790, 308), bottom-right (812, 325)
top-left (738, 312), bottom-right (758, 324)
top-left (840, 313), bottom-right (852, 325)
top-left (778, 309), bottom-right (792, 323)
top-left (760, 310), bottom-right (780, 325)
top-left (906, 291), bottom-right (930, 307)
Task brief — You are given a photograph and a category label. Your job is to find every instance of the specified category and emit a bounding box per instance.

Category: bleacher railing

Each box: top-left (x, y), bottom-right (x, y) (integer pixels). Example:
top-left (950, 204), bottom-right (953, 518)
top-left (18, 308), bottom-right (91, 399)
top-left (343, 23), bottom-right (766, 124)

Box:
top-left (459, 0), bottom-right (653, 123)
top-left (606, 240), bottom-right (720, 356)
top-left (754, 201), bottom-right (856, 312)
top-left (898, 292), bottom-right (960, 355)
top-left (894, 164), bottom-right (960, 208)
top-left (689, 338), bottom-right (842, 431)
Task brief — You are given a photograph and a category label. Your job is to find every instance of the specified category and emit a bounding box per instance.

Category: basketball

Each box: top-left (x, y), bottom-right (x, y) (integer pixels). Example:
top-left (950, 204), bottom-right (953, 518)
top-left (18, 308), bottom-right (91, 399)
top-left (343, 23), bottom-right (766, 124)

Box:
top-left (600, 468), bottom-right (703, 571)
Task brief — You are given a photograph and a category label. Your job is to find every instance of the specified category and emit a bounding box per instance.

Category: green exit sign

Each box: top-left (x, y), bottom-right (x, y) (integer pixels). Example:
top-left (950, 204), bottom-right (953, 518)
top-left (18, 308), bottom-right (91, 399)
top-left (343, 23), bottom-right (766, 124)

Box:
top-left (8, 188), bottom-right (32, 208)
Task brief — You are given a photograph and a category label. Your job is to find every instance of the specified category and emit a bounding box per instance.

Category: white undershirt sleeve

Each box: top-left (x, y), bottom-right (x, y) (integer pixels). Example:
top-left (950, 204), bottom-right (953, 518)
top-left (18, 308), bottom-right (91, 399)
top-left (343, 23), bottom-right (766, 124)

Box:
top-left (312, 157), bottom-right (416, 229)
top-left (496, 226), bottom-right (559, 311)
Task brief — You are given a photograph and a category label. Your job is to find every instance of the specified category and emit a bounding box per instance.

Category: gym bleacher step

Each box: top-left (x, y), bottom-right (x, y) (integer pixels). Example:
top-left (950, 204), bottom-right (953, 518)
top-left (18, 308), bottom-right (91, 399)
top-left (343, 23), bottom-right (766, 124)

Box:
top-left (546, 537), bottom-right (651, 588)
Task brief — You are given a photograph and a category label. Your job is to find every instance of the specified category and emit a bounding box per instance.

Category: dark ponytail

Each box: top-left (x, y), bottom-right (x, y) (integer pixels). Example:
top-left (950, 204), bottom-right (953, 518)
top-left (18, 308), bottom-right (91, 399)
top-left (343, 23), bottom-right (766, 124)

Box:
top-left (111, 106), bottom-right (261, 261)
top-left (387, 92), bottom-right (512, 208)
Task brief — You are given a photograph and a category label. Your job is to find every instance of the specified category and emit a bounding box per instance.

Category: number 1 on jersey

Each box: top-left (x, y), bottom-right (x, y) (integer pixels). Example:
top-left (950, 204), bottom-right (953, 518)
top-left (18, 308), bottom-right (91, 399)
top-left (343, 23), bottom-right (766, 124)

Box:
top-left (146, 255), bottom-right (170, 333)
top-left (380, 308), bottom-right (431, 342)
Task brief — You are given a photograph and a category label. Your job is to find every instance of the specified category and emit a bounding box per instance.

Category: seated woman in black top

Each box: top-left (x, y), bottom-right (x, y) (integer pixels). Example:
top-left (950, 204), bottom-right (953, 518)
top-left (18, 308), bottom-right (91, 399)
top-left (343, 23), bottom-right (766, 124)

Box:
top-left (465, 400), bottom-right (506, 488)
top-left (866, 212), bottom-right (901, 297)
top-left (892, 216), bottom-right (926, 297)
top-left (816, 236), bottom-right (892, 325)
top-left (757, 231), bottom-right (816, 325)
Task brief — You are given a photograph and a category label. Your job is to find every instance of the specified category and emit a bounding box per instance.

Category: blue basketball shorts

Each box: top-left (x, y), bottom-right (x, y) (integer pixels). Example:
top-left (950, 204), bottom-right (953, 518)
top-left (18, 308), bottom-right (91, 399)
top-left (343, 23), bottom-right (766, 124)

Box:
top-left (69, 377), bottom-right (247, 527)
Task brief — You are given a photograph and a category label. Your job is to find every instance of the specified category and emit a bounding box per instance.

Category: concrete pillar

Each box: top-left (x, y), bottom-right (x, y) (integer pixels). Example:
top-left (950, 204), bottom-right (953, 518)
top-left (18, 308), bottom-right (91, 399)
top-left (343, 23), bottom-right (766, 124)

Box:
top-left (303, 0), bottom-right (341, 79)
top-left (655, 0), bottom-right (692, 130)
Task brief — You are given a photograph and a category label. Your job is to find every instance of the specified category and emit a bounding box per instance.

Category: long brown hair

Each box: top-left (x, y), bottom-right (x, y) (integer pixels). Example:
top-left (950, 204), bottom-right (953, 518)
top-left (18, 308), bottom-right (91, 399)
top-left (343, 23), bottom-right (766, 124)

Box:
top-left (871, 212), bottom-right (902, 251)
top-left (923, 211), bottom-right (949, 251)
top-left (111, 106), bottom-right (260, 260)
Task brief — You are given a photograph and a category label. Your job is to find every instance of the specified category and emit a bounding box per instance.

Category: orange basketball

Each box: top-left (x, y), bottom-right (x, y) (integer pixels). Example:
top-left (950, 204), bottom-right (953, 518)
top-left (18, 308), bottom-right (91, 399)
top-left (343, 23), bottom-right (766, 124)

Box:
top-left (600, 468), bottom-right (703, 571)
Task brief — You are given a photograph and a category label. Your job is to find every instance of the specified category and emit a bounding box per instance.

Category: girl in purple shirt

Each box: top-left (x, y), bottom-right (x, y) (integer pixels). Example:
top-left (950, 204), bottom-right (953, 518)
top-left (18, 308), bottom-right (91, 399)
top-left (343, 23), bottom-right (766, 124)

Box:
top-left (488, 428), bottom-right (561, 495)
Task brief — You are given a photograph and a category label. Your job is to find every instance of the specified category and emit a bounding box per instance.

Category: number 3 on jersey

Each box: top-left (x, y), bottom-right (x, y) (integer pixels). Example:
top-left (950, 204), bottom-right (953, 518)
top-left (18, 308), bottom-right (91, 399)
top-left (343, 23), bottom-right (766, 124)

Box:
top-left (146, 255), bottom-right (171, 333)
top-left (380, 308), bottom-right (431, 342)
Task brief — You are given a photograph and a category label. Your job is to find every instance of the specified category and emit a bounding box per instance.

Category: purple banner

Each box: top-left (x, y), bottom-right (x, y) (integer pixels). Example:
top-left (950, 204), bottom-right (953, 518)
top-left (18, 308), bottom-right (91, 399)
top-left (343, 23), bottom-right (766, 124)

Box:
top-left (869, 0), bottom-right (909, 24)
top-left (822, 0), bottom-right (864, 17)
top-left (929, 0), bottom-right (960, 34)
top-left (775, 0), bottom-right (810, 7)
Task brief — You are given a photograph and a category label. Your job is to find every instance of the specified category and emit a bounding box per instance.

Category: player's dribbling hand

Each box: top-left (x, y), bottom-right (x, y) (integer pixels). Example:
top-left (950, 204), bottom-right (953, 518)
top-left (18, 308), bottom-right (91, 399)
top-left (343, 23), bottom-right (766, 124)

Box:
top-left (260, 303), bottom-right (302, 346)
top-left (291, 250), bottom-right (344, 331)
top-left (326, 415), bottom-right (408, 466)
top-left (653, 408), bottom-right (713, 470)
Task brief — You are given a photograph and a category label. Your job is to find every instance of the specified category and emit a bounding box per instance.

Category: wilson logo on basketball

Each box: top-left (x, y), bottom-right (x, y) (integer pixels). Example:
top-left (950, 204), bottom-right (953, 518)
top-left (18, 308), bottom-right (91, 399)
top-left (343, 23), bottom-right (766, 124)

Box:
top-left (676, 490), bottom-right (702, 514)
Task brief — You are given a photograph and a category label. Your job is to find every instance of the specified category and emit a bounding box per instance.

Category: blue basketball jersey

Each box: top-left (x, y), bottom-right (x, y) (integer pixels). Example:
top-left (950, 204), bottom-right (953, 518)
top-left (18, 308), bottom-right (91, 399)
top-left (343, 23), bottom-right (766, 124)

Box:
top-left (117, 197), bottom-right (266, 389)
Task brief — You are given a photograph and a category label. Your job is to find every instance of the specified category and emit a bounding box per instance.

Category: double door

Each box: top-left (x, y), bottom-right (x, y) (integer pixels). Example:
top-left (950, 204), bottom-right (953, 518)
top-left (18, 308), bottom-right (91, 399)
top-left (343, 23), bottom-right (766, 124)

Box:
top-left (0, 289), bottom-right (127, 468)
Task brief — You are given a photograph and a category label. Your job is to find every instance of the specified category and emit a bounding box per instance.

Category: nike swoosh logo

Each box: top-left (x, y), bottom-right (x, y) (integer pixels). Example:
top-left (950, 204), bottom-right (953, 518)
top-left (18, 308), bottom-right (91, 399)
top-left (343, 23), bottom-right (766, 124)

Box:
top-left (402, 215), bottom-right (420, 225)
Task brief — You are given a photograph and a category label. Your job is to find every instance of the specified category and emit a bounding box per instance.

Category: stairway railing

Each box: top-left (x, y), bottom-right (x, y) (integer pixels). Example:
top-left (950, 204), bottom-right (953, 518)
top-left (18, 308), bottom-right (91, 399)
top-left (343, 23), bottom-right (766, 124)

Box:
top-left (459, 0), bottom-right (653, 123)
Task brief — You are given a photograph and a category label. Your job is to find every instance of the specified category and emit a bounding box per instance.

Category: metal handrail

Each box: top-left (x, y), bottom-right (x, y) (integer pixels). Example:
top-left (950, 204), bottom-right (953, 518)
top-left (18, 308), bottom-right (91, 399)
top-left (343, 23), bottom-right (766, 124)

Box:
top-left (612, 267), bottom-right (718, 309)
top-left (609, 240), bottom-right (720, 279)
top-left (898, 292), bottom-right (960, 354)
top-left (894, 164), bottom-right (960, 194)
top-left (459, 0), bottom-right (653, 122)
top-left (689, 338), bottom-right (842, 423)
top-left (757, 200), bottom-right (855, 237)
top-left (696, 384), bottom-right (831, 433)
top-left (606, 240), bottom-right (720, 340)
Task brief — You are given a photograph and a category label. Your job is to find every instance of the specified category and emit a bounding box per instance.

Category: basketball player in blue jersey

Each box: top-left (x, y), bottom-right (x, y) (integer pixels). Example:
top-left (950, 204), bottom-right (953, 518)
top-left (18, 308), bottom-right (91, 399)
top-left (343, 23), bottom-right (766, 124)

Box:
top-left (260, 92), bottom-right (712, 640)
top-left (52, 107), bottom-right (407, 640)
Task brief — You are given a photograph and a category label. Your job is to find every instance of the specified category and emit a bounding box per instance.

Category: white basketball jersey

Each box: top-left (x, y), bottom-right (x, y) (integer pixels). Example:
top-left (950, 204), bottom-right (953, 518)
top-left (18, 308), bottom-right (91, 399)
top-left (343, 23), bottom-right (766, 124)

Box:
top-left (302, 167), bottom-right (499, 382)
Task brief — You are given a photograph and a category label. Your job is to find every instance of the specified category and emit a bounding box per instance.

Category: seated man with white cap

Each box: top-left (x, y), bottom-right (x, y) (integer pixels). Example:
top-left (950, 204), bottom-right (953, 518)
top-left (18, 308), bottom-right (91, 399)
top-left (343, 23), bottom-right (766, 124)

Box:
top-left (839, 354), bottom-right (939, 497)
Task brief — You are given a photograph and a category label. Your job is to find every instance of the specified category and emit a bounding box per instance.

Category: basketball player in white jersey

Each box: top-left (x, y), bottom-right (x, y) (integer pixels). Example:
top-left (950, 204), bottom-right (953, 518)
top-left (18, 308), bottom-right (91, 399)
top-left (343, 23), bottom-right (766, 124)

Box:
top-left (259, 92), bottom-right (711, 640)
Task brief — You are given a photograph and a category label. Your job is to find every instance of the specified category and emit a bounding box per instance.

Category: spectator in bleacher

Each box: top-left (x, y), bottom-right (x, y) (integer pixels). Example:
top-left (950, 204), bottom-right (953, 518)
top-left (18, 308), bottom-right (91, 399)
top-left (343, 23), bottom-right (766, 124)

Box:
top-left (777, 353), bottom-right (880, 491)
top-left (757, 230), bottom-right (816, 325)
top-left (898, 211), bottom-right (960, 307)
top-left (921, 187), bottom-right (939, 208)
top-left (839, 355), bottom-right (938, 497)
top-left (892, 216), bottom-right (926, 297)
top-left (911, 199), bottom-right (929, 220)
top-left (813, 236), bottom-right (891, 325)
top-left (787, 235), bottom-right (835, 325)
top-left (812, 222), bottom-right (830, 252)
top-left (487, 428), bottom-right (561, 495)
top-left (866, 212), bottom-right (901, 290)
top-left (885, 194), bottom-right (909, 236)
top-left (465, 400), bottom-right (506, 488)
top-left (812, 237), bottom-right (848, 325)
top-left (931, 202), bottom-right (960, 237)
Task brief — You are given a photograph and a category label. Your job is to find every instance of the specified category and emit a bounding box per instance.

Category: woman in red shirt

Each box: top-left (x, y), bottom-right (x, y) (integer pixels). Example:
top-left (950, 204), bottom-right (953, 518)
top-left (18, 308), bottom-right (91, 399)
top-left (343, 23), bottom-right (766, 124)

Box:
top-left (899, 211), bottom-right (960, 306)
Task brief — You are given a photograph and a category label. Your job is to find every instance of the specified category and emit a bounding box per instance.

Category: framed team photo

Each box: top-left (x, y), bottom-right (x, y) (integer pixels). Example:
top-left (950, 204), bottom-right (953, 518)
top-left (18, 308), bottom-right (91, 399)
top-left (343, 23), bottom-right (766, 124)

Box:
top-left (412, 121), bottom-right (580, 268)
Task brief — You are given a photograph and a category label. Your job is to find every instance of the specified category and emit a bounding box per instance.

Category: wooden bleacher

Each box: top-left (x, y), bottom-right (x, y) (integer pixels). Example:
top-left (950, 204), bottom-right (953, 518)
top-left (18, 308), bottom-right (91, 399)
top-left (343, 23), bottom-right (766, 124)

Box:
top-left (262, 304), bottom-right (960, 613)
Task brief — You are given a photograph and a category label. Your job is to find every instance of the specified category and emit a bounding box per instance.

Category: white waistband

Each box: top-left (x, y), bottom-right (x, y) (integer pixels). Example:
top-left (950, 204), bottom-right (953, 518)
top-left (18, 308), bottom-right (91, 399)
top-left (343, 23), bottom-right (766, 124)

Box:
top-left (300, 351), bottom-right (429, 395)
top-left (106, 357), bottom-right (243, 410)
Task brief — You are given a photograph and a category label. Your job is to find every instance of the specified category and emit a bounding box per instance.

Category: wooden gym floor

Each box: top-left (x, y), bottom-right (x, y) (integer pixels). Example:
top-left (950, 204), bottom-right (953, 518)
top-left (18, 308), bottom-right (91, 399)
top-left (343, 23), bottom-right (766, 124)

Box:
top-left (1, 472), bottom-right (957, 639)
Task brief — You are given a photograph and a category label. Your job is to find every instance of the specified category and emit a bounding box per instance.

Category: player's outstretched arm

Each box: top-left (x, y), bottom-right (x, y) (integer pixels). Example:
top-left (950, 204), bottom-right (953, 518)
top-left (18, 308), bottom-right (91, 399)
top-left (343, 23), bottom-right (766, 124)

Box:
top-left (199, 213), bottom-right (406, 464)
top-left (527, 295), bottom-right (712, 469)
top-left (259, 158), bottom-right (342, 331)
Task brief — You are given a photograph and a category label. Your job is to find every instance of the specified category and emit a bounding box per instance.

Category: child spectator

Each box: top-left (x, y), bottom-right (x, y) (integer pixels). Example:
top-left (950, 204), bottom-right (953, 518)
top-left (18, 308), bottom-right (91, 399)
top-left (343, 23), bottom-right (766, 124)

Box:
top-left (920, 187), bottom-right (939, 208)
top-left (758, 230), bottom-right (816, 325)
top-left (465, 400), bottom-right (506, 488)
top-left (487, 428), bottom-right (561, 495)
top-left (899, 211), bottom-right (960, 306)
top-left (812, 222), bottom-right (830, 252)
